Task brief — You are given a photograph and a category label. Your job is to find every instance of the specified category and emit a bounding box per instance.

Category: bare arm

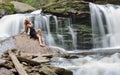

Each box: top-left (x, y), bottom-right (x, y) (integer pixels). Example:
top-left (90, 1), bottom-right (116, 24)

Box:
top-left (22, 18), bottom-right (33, 34)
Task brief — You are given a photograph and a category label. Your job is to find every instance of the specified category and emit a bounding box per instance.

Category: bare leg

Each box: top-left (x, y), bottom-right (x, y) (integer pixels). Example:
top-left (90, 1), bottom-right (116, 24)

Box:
top-left (36, 29), bottom-right (45, 47)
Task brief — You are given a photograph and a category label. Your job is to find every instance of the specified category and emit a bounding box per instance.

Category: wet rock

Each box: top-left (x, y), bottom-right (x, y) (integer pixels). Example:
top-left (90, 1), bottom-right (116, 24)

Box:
top-left (39, 66), bottom-right (73, 75)
top-left (0, 67), bottom-right (13, 75)
top-left (10, 68), bottom-right (17, 73)
top-left (4, 60), bottom-right (14, 69)
top-left (42, 1), bottom-right (89, 17)
top-left (29, 73), bottom-right (40, 75)
top-left (0, 59), bottom-right (6, 64)
top-left (32, 56), bottom-right (50, 63)
top-left (47, 66), bottom-right (73, 75)
top-left (40, 66), bottom-right (57, 75)
top-left (0, 9), bottom-right (6, 17)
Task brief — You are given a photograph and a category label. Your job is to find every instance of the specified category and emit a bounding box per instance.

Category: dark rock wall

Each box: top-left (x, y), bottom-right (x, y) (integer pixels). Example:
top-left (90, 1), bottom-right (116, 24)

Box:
top-left (49, 16), bottom-right (93, 50)
top-left (71, 16), bottom-right (92, 49)
top-left (43, 1), bottom-right (93, 50)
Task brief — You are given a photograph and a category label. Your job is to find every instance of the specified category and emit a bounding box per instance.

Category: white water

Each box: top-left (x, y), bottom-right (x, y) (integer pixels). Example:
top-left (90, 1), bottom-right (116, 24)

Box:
top-left (0, 14), bottom-right (25, 40)
top-left (0, 10), bottom-right (78, 51)
top-left (0, 3), bottom-right (120, 75)
top-left (51, 53), bottom-right (120, 75)
top-left (53, 16), bottom-right (65, 47)
top-left (50, 3), bottom-right (120, 75)
top-left (43, 15), bottom-right (56, 46)
top-left (90, 3), bottom-right (120, 48)
top-left (68, 18), bottom-right (77, 50)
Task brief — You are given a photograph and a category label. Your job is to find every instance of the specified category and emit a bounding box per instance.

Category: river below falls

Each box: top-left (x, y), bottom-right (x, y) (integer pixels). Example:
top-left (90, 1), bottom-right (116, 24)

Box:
top-left (51, 53), bottom-right (120, 75)
top-left (1, 25), bottom-right (119, 75)
top-left (0, 38), bottom-right (120, 75)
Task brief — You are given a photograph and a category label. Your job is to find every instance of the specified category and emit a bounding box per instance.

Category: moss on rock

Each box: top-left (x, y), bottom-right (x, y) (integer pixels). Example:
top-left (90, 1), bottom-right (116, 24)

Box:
top-left (42, 1), bottom-right (89, 17)
top-left (0, 2), bottom-right (15, 15)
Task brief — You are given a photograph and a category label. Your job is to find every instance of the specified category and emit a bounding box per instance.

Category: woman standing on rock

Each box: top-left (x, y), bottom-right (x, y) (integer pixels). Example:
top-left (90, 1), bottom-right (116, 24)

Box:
top-left (23, 18), bottom-right (45, 47)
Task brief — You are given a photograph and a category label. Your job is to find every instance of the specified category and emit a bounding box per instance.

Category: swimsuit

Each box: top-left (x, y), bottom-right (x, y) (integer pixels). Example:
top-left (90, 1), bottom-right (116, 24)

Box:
top-left (29, 27), bottom-right (38, 39)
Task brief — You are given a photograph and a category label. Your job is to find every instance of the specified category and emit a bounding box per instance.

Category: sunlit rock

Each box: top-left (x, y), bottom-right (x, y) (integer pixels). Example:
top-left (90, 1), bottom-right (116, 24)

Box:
top-left (11, 1), bottom-right (36, 13)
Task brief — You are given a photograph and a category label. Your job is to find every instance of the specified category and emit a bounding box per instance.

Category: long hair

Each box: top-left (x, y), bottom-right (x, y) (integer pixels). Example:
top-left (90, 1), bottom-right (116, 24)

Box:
top-left (24, 18), bottom-right (30, 25)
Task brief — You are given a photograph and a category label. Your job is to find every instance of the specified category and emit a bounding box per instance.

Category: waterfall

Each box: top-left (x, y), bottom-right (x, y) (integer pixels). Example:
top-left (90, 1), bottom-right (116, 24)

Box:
top-left (0, 14), bottom-right (25, 40)
top-left (0, 10), bottom-right (78, 50)
top-left (40, 15), bottom-right (55, 46)
top-left (53, 16), bottom-right (65, 47)
top-left (53, 3), bottom-right (120, 74)
top-left (90, 3), bottom-right (120, 48)
top-left (68, 19), bottom-right (77, 50)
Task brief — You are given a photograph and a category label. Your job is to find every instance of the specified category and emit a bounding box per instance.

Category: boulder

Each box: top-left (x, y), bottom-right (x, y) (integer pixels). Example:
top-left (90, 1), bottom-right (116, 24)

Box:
top-left (32, 56), bottom-right (50, 63)
top-left (0, 67), bottom-right (13, 75)
top-left (11, 1), bottom-right (36, 13)
top-left (14, 34), bottom-right (66, 56)
top-left (0, 59), bottom-right (6, 64)
top-left (0, 34), bottom-right (67, 57)
top-left (0, 9), bottom-right (6, 17)
top-left (42, 1), bottom-right (89, 17)
top-left (0, 0), bottom-right (2, 3)
top-left (40, 66), bottom-right (57, 75)
top-left (42, 66), bottom-right (73, 75)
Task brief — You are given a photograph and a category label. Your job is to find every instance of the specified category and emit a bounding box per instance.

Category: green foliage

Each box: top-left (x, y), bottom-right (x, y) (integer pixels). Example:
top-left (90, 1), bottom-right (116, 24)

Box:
top-left (73, 24), bottom-right (91, 31)
top-left (22, 0), bottom-right (40, 7)
top-left (8, 2), bottom-right (14, 8)
top-left (5, 2), bottom-right (15, 13)
top-left (6, 2), bottom-right (14, 10)
top-left (80, 25), bottom-right (91, 32)
top-left (0, 2), bottom-right (15, 14)
top-left (15, 0), bottom-right (57, 8)
top-left (0, 4), bottom-right (4, 8)
top-left (25, 0), bottom-right (34, 4)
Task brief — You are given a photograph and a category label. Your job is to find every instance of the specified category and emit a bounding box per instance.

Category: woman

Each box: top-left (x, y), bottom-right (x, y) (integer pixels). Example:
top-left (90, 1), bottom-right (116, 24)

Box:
top-left (23, 18), bottom-right (45, 47)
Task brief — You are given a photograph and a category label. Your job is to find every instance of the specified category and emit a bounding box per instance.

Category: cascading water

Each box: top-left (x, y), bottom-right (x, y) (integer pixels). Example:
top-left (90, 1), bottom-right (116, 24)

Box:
top-left (51, 53), bottom-right (120, 75)
top-left (33, 14), bottom-right (56, 46)
top-left (0, 14), bottom-right (25, 40)
top-left (0, 10), bottom-right (77, 51)
top-left (68, 18), bottom-right (77, 50)
top-left (50, 3), bottom-right (120, 75)
top-left (90, 3), bottom-right (120, 48)
top-left (34, 14), bottom-right (77, 49)
top-left (53, 16), bottom-right (65, 47)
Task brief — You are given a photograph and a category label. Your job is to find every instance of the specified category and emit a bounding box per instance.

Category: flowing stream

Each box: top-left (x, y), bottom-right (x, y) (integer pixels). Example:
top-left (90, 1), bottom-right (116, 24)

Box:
top-left (51, 53), bottom-right (120, 75)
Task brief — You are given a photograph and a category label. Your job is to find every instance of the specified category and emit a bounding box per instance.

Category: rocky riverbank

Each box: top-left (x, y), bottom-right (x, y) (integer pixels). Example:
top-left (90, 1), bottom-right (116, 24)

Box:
top-left (0, 49), bottom-right (73, 75)
top-left (0, 34), bottom-right (73, 75)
